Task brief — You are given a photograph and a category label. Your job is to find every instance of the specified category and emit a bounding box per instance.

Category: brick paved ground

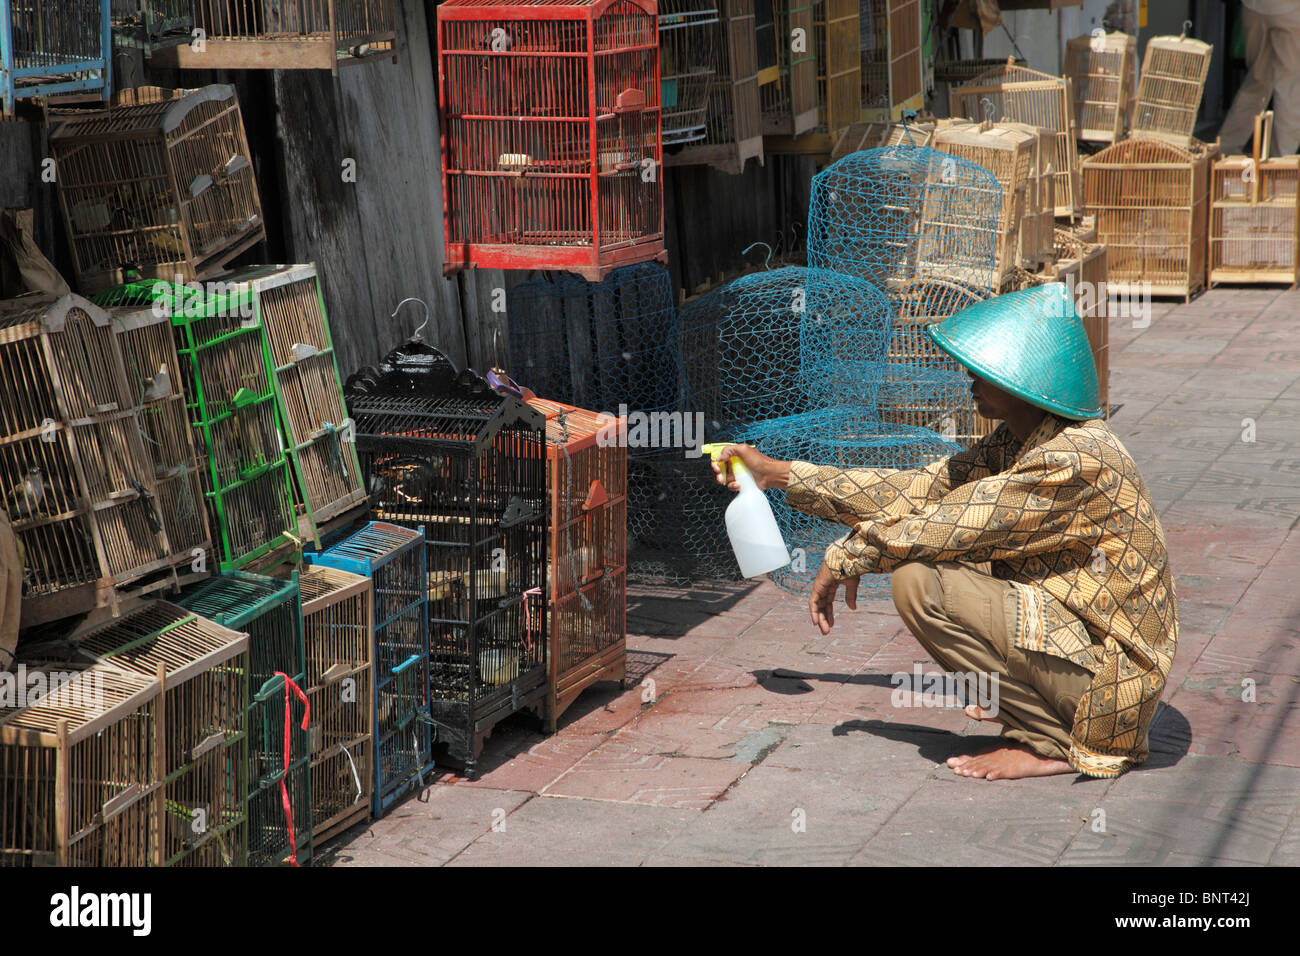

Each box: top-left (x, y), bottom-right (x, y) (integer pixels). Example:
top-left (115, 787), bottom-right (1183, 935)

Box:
top-left (324, 287), bottom-right (1300, 867)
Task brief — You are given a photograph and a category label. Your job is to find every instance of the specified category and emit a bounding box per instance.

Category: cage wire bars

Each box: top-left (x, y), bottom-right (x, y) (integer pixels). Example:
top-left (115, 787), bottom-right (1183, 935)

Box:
top-left (659, 0), bottom-right (722, 147)
top-left (0, 0), bottom-right (111, 115)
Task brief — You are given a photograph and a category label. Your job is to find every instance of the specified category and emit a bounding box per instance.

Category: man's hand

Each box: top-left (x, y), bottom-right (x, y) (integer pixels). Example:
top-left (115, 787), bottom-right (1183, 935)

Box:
top-left (809, 560), bottom-right (859, 635)
top-left (709, 444), bottom-right (792, 491)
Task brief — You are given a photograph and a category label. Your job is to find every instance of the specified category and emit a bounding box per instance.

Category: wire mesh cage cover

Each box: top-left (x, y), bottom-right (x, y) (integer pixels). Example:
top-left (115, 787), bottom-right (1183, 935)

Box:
top-left (951, 61), bottom-right (1081, 217)
top-left (437, 0), bottom-right (666, 281)
top-left (659, 0), bottom-right (722, 146)
top-left (758, 0), bottom-right (818, 135)
top-left (1209, 123), bottom-right (1300, 285)
top-left (174, 570), bottom-right (310, 865)
top-left (1131, 33), bottom-right (1212, 148)
top-left (526, 397), bottom-right (627, 728)
top-left (1081, 137), bottom-right (1218, 300)
top-left (299, 564), bottom-right (373, 841)
top-left (149, 1), bottom-right (398, 70)
top-left (662, 0), bottom-right (763, 173)
top-left (71, 600), bottom-right (252, 866)
top-left (1064, 31), bottom-right (1135, 144)
top-left (806, 145), bottom-right (1002, 296)
top-left (348, 353), bottom-right (549, 775)
top-left (508, 262), bottom-right (680, 421)
top-left (49, 84), bottom-right (264, 294)
top-left (0, 1), bottom-right (112, 114)
top-left (305, 521), bottom-right (431, 815)
top-left (859, 0), bottom-right (922, 119)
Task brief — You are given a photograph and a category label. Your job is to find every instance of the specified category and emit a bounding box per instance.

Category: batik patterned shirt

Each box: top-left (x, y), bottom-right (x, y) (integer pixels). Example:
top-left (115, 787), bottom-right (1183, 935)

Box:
top-left (784, 413), bottom-right (1178, 778)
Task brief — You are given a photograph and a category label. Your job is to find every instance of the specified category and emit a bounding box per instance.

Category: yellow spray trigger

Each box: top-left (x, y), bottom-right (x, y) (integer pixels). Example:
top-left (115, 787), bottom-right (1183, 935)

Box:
top-left (702, 442), bottom-right (751, 479)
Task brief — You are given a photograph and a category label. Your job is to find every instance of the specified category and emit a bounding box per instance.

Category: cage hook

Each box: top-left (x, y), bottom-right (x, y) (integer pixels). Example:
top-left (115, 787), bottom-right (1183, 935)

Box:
top-left (1181, 19), bottom-right (1192, 38)
top-left (980, 96), bottom-right (997, 128)
top-left (742, 241), bottom-right (774, 271)
top-left (392, 297), bottom-right (431, 341)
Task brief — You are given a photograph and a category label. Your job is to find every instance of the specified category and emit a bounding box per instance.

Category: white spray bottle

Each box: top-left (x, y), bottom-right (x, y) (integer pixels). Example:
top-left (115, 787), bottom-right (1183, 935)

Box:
top-left (702, 443), bottom-right (791, 578)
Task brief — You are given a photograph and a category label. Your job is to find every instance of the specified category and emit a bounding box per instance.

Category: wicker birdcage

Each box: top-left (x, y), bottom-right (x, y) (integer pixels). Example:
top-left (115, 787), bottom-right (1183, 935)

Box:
top-left (663, 0), bottom-right (763, 172)
top-left (758, 0), bottom-right (818, 135)
top-left (49, 85), bottom-right (264, 294)
top-left (1064, 31), bottom-right (1135, 144)
top-left (764, 0), bottom-right (861, 155)
top-left (830, 117), bottom-right (931, 162)
top-left (175, 570), bottom-right (310, 866)
top-left (70, 600), bottom-right (252, 866)
top-left (951, 60), bottom-right (1081, 217)
top-left (0, 293), bottom-right (188, 627)
top-left (1046, 233), bottom-right (1110, 415)
top-left (859, 0), bottom-right (922, 120)
top-left (525, 398), bottom-right (627, 730)
top-left (508, 262), bottom-right (680, 420)
top-left (148, 0), bottom-right (397, 71)
top-left (1082, 137), bottom-right (1217, 301)
top-left (298, 564), bottom-right (373, 843)
top-left (1131, 33), bottom-right (1212, 148)
top-left (306, 522), bottom-right (431, 817)
top-left (348, 355), bottom-right (549, 778)
top-left (1209, 114), bottom-right (1300, 287)
top-left (659, 0), bottom-right (722, 147)
top-left (934, 57), bottom-right (1025, 86)
top-left (0, 1), bottom-right (111, 115)
top-left (437, 0), bottom-right (665, 281)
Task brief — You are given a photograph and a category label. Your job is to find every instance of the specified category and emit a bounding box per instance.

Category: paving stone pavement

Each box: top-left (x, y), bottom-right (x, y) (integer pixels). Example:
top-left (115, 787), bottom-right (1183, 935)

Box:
top-left (324, 288), bottom-right (1300, 867)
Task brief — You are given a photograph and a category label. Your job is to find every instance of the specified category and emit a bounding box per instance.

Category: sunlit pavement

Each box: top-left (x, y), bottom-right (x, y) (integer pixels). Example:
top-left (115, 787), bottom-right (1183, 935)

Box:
top-left (325, 288), bottom-right (1300, 867)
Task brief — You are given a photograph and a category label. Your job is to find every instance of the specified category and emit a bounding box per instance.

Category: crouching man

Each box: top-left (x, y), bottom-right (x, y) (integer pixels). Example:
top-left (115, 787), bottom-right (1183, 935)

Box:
top-left (711, 284), bottom-right (1178, 781)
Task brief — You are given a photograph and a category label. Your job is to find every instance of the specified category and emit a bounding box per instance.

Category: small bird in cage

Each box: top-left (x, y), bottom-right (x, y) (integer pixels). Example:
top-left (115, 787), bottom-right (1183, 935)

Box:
top-left (6, 466), bottom-right (45, 522)
top-left (142, 363), bottom-right (172, 402)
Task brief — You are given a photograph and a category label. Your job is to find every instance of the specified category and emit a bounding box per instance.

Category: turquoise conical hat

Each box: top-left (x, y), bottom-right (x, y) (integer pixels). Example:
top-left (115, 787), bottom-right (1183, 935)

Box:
top-left (925, 283), bottom-right (1102, 420)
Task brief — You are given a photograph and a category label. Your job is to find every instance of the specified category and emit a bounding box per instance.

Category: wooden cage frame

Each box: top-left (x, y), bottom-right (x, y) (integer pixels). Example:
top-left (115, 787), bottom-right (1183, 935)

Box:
top-left (658, 0), bottom-right (722, 147)
top-left (829, 116), bottom-right (930, 161)
top-left (1064, 30), bottom-right (1135, 144)
top-left (764, 0), bottom-right (861, 156)
top-left (859, 0), bottom-right (922, 121)
top-left (1048, 231), bottom-right (1110, 415)
top-left (757, 0), bottom-right (819, 136)
top-left (0, 0), bottom-right (112, 115)
top-left (1131, 33), bottom-right (1212, 148)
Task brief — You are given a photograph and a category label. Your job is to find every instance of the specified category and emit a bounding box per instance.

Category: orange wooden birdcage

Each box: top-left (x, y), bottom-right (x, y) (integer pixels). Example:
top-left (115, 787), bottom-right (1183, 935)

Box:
top-left (437, 0), bottom-right (666, 281)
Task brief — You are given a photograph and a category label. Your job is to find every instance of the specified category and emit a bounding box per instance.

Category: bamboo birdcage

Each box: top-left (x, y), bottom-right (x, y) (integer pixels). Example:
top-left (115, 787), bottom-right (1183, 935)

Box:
top-left (1082, 137), bottom-right (1217, 301)
top-left (830, 117), bottom-right (931, 161)
top-left (299, 564), bottom-right (373, 843)
top-left (1131, 33), bottom-right (1212, 148)
top-left (49, 85), bottom-right (265, 294)
top-left (952, 60), bottom-right (1081, 217)
top-left (149, 0), bottom-right (397, 71)
top-left (525, 398), bottom-right (627, 731)
top-left (758, 0), bottom-right (818, 135)
top-left (659, 0), bottom-right (722, 147)
top-left (1047, 231), bottom-right (1110, 415)
top-left (438, 0), bottom-right (666, 281)
top-left (933, 119), bottom-right (1038, 283)
top-left (0, 1), bottom-right (112, 115)
top-left (1209, 112), bottom-right (1300, 287)
top-left (663, 0), bottom-right (763, 172)
top-left (1065, 31), bottom-right (1135, 144)
top-left (764, 0), bottom-right (859, 155)
top-left (859, 0), bottom-right (922, 120)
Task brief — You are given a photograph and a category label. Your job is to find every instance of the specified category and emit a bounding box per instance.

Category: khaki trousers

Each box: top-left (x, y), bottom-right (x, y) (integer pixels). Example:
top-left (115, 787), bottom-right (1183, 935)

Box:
top-left (890, 561), bottom-right (1093, 761)
top-left (1218, 5), bottom-right (1300, 156)
top-left (0, 514), bottom-right (20, 668)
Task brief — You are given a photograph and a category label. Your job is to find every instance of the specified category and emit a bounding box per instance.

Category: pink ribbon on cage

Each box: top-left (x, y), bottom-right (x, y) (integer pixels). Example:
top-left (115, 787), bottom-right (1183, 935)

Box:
top-left (274, 671), bottom-right (311, 868)
top-left (521, 587), bottom-right (543, 653)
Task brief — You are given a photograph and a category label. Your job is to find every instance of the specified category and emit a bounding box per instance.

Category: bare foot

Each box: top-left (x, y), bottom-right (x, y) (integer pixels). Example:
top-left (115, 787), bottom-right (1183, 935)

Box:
top-left (963, 704), bottom-right (1001, 723)
top-left (946, 743), bottom-right (1074, 780)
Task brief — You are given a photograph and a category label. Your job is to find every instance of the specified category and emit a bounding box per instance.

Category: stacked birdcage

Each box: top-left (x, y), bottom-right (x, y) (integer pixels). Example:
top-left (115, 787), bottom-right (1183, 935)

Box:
top-left (1046, 230), bottom-right (1110, 415)
top-left (1131, 33), bottom-right (1212, 148)
top-left (299, 564), bottom-right (373, 842)
top-left (73, 601), bottom-right (251, 867)
top-left (175, 571), bottom-right (310, 867)
top-left (659, 0), bottom-right (722, 146)
top-left (0, 1), bottom-right (111, 114)
top-left (758, 0), bottom-right (818, 135)
top-left (508, 262), bottom-right (680, 421)
top-left (0, 293), bottom-right (186, 626)
top-left (348, 355), bottom-right (548, 776)
top-left (1064, 31), bottom-right (1135, 144)
top-left (932, 119), bottom-right (1037, 283)
top-left (150, 0), bottom-right (396, 70)
top-left (110, 1), bottom-right (192, 51)
top-left (806, 0), bottom-right (862, 143)
top-left (1209, 114), bottom-right (1300, 287)
top-left (859, 0), bottom-right (922, 120)
top-left (49, 84), bottom-right (264, 293)
top-left (307, 522), bottom-right (430, 816)
top-left (1082, 137), bottom-right (1217, 301)
top-left (107, 300), bottom-right (212, 569)
top-left (664, 0), bottom-right (763, 173)
top-left (437, 0), bottom-right (665, 281)
top-left (525, 398), bottom-right (627, 730)
top-left (951, 61), bottom-right (1080, 217)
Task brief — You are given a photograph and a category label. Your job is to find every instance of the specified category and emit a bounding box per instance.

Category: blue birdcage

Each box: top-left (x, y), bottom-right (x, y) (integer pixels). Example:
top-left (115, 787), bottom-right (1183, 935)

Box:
top-left (1, 1), bottom-right (111, 114)
top-left (306, 521), bottom-right (433, 817)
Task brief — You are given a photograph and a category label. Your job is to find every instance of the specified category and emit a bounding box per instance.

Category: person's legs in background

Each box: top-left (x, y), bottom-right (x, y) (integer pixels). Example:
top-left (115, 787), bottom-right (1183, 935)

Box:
top-left (1265, 7), bottom-right (1300, 155)
top-left (1219, 7), bottom-right (1277, 153)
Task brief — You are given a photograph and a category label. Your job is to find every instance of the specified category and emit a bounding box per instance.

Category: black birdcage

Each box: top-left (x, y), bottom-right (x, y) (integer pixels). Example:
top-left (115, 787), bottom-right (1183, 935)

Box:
top-left (348, 347), bottom-right (549, 777)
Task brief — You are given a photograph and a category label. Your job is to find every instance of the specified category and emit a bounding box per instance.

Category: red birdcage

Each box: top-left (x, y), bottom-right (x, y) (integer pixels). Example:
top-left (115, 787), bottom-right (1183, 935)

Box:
top-left (437, 0), bottom-right (666, 281)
